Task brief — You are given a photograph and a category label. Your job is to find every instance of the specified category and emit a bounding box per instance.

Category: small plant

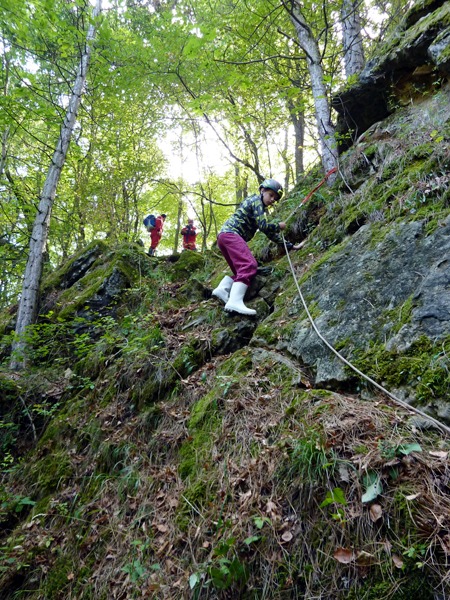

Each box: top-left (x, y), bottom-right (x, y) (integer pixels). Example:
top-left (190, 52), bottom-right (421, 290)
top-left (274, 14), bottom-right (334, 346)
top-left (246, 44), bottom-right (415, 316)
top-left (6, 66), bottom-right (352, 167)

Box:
top-left (379, 440), bottom-right (422, 460)
top-left (121, 559), bottom-right (147, 583)
top-left (189, 536), bottom-right (249, 595)
top-left (121, 540), bottom-right (159, 583)
top-left (289, 429), bottom-right (336, 483)
top-left (253, 515), bottom-right (271, 530)
top-left (320, 487), bottom-right (348, 523)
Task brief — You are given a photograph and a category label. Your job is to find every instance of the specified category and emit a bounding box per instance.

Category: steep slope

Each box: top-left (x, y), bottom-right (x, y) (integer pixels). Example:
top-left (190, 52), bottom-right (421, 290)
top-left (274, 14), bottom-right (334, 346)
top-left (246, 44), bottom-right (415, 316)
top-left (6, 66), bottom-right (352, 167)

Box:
top-left (1, 3), bottom-right (450, 599)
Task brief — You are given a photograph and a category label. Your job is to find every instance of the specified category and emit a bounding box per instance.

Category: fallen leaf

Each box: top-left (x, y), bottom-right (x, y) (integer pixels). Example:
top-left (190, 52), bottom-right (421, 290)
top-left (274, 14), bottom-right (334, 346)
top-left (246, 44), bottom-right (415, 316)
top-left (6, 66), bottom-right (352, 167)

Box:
top-left (405, 493), bottom-right (421, 501)
top-left (281, 531), bottom-right (293, 543)
top-left (429, 450), bottom-right (448, 459)
top-left (334, 547), bottom-right (354, 564)
top-left (369, 504), bottom-right (383, 522)
top-left (265, 500), bottom-right (278, 517)
top-left (355, 550), bottom-right (376, 566)
top-left (362, 477), bottom-right (383, 503)
top-left (338, 463), bottom-right (350, 483)
top-left (392, 554), bottom-right (404, 569)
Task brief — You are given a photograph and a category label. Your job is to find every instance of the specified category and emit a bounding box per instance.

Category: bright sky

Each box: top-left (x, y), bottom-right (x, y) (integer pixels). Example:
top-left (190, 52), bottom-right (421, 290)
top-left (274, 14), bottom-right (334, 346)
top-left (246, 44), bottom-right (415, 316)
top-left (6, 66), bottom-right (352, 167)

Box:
top-left (160, 127), bottom-right (230, 184)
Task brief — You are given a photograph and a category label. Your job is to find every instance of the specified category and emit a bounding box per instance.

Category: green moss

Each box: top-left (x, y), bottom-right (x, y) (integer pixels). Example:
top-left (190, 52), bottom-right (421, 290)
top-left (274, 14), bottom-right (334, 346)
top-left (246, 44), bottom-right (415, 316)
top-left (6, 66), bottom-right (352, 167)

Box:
top-left (179, 387), bottom-right (223, 480)
top-left (351, 336), bottom-right (450, 402)
top-left (218, 349), bottom-right (253, 376)
top-left (42, 553), bottom-right (75, 599)
top-left (189, 389), bottom-right (219, 429)
top-left (172, 339), bottom-right (205, 378)
top-left (170, 250), bottom-right (205, 280)
top-left (21, 450), bottom-right (74, 497)
top-left (381, 294), bottom-right (414, 335)
top-left (347, 569), bottom-right (434, 600)
top-left (179, 429), bottom-right (213, 480)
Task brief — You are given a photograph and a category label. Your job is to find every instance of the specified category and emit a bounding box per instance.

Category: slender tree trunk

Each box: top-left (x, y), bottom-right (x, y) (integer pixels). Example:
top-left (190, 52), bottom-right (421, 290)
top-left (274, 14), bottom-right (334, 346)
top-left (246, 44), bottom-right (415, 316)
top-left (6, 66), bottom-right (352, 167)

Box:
top-left (0, 51), bottom-right (11, 179)
top-left (288, 99), bottom-right (305, 177)
top-left (341, 0), bottom-right (365, 78)
top-left (234, 163), bottom-right (244, 208)
top-left (282, 127), bottom-right (292, 191)
top-left (286, 1), bottom-right (338, 181)
top-left (174, 195), bottom-right (183, 254)
top-left (11, 0), bottom-right (102, 369)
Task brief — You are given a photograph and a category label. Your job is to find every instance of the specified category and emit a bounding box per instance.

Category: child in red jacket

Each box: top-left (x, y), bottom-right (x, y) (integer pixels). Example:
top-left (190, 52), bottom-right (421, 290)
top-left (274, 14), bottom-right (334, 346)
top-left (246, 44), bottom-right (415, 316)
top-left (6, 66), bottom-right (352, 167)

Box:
top-left (181, 218), bottom-right (197, 251)
top-left (148, 214), bottom-right (166, 256)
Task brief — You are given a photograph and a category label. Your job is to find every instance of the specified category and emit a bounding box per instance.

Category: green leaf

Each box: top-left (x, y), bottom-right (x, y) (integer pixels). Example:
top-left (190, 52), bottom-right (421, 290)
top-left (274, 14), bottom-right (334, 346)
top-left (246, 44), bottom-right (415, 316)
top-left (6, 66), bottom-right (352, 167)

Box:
top-left (243, 535), bottom-right (260, 545)
top-left (362, 477), bottom-right (383, 503)
top-left (320, 487), bottom-right (347, 508)
top-left (397, 443), bottom-right (422, 455)
top-left (189, 572), bottom-right (201, 589)
top-left (253, 516), bottom-right (271, 529)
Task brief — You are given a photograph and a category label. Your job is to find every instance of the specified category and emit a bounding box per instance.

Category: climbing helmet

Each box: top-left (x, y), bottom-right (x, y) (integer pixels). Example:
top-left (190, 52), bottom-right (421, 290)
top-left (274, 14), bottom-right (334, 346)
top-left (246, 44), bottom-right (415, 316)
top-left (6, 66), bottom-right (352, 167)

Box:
top-left (259, 178), bottom-right (283, 199)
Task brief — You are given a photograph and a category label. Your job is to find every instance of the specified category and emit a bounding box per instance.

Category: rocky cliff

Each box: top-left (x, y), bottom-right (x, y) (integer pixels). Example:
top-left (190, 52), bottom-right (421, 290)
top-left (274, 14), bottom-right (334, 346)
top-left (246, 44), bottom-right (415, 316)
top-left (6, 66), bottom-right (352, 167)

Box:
top-left (1, 2), bottom-right (450, 599)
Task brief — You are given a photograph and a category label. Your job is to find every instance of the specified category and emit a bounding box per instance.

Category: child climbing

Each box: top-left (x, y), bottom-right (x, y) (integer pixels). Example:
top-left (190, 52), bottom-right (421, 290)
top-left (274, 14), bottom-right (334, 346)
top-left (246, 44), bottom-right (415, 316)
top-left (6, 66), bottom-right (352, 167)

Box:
top-left (212, 179), bottom-right (300, 315)
top-left (148, 214), bottom-right (167, 256)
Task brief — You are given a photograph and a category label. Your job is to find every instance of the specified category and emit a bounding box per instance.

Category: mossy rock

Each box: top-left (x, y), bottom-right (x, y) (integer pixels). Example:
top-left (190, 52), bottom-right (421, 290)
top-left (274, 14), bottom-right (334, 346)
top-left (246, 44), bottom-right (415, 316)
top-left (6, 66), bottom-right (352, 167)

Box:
top-left (170, 250), bottom-right (205, 280)
top-left (40, 242), bottom-right (149, 321)
top-left (41, 240), bottom-right (109, 292)
top-left (216, 348), bottom-right (253, 376)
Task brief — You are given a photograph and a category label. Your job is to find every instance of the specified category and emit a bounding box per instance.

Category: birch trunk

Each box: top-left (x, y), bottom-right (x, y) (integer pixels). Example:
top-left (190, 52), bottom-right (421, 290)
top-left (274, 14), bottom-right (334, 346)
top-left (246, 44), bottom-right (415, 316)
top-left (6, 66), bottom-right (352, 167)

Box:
top-left (341, 0), bottom-right (365, 78)
top-left (11, 0), bottom-right (102, 369)
top-left (288, 2), bottom-right (338, 180)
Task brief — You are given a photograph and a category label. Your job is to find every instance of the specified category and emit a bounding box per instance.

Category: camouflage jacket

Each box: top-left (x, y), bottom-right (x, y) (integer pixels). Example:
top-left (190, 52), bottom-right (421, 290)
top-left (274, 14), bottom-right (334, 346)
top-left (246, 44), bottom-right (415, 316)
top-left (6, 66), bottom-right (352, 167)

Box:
top-left (219, 194), bottom-right (283, 244)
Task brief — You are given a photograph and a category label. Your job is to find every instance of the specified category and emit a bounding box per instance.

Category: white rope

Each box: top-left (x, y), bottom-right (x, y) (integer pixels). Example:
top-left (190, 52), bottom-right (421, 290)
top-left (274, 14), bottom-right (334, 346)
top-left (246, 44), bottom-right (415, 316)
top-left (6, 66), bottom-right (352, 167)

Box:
top-left (281, 233), bottom-right (450, 437)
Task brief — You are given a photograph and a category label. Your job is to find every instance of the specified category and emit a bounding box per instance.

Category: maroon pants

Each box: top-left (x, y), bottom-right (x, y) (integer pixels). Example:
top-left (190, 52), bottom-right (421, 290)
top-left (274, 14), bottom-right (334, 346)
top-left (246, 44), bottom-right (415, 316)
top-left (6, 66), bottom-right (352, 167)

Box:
top-left (217, 232), bottom-right (258, 286)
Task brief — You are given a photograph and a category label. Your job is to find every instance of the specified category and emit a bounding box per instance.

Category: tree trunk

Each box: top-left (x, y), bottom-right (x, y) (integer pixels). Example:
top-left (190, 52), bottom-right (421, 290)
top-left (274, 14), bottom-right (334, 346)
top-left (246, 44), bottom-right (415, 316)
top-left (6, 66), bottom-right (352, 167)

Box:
top-left (288, 99), bottom-right (305, 177)
top-left (234, 163), bottom-right (244, 208)
top-left (0, 51), bottom-right (11, 179)
top-left (341, 0), bottom-right (365, 78)
top-left (173, 195), bottom-right (182, 254)
top-left (11, 0), bottom-right (102, 370)
top-left (287, 2), bottom-right (338, 181)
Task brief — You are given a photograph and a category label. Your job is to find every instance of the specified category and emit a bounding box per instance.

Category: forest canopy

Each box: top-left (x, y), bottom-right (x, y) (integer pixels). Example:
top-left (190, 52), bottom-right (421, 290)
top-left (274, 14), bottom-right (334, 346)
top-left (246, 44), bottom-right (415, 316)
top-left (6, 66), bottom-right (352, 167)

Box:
top-left (0, 0), bottom-right (407, 309)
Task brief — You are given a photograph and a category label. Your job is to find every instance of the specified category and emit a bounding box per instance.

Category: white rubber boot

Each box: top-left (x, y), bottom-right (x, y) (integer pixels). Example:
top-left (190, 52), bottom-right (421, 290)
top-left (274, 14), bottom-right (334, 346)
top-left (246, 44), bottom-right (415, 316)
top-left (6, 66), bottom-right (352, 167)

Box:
top-left (212, 276), bottom-right (233, 304)
top-left (224, 282), bottom-right (256, 315)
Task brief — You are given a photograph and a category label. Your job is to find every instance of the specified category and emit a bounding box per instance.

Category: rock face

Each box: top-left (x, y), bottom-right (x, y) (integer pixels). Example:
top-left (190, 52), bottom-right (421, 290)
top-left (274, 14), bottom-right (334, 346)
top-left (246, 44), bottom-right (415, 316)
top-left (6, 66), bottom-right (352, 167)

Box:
top-left (281, 216), bottom-right (450, 384)
top-left (254, 78), bottom-right (450, 415)
top-left (333, 0), bottom-right (450, 145)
